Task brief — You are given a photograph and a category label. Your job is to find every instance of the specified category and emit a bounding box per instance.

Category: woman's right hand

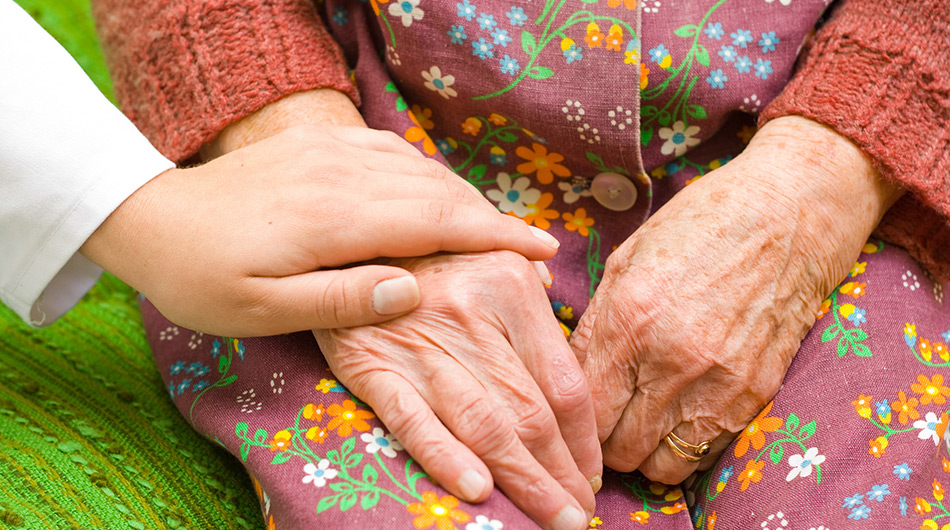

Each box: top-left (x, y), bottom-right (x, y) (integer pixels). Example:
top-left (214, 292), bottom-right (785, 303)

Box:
top-left (315, 251), bottom-right (601, 530)
top-left (80, 125), bottom-right (560, 336)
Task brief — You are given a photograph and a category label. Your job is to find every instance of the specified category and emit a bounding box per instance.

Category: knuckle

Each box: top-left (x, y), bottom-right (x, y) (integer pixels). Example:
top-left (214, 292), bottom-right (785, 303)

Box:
top-left (374, 388), bottom-right (429, 440)
top-left (513, 398), bottom-right (557, 447)
top-left (547, 367), bottom-right (591, 414)
top-left (313, 275), bottom-right (355, 327)
top-left (452, 397), bottom-right (518, 456)
top-left (421, 200), bottom-right (456, 226)
top-left (419, 158), bottom-right (452, 179)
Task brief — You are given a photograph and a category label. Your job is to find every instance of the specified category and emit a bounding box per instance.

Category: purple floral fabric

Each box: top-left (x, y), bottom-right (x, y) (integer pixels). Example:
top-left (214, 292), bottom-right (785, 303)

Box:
top-left (140, 0), bottom-right (950, 528)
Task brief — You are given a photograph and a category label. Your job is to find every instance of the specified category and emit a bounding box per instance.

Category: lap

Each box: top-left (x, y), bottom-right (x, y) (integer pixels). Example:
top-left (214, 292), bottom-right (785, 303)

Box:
top-left (143, 240), bottom-right (949, 529)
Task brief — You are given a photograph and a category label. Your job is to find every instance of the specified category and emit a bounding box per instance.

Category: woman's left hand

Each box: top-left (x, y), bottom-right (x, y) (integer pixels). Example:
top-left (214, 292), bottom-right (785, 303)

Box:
top-left (570, 116), bottom-right (904, 484)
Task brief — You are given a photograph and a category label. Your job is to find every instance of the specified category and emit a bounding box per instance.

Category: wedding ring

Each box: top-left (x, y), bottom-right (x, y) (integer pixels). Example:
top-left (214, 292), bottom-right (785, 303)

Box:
top-left (665, 431), bottom-right (711, 463)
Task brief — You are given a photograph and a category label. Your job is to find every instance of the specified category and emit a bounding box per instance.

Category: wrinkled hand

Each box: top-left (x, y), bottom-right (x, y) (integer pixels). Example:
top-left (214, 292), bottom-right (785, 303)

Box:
top-left (571, 116), bottom-right (903, 483)
top-left (315, 251), bottom-right (601, 530)
top-left (81, 125), bottom-right (559, 336)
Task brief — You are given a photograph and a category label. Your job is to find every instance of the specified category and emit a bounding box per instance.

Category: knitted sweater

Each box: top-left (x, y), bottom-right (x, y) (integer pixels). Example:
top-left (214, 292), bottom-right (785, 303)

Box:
top-left (90, 0), bottom-right (950, 281)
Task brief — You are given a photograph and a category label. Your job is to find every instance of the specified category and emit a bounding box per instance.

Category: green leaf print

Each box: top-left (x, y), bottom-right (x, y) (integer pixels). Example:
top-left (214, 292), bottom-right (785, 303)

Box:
top-left (528, 66), bottom-right (555, 79)
top-left (768, 444), bottom-right (784, 465)
top-left (361, 491), bottom-right (381, 510)
top-left (521, 30), bottom-right (538, 54)
top-left (316, 495), bottom-right (337, 514)
top-left (362, 464), bottom-right (378, 485)
top-left (695, 44), bottom-right (711, 67)
top-left (786, 413), bottom-right (800, 433)
top-left (685, 104), bottom-right (707, 120)
top-left (673, 24), bottom-right (698, 37)
top-left (798, 421), bottom-right (816, 440)
top-left (821, 325), bottom-right (839, 342)
top-left (339, 491), bottom-right (358, 512)
top-left (271, 451), bottom-right (293, 465)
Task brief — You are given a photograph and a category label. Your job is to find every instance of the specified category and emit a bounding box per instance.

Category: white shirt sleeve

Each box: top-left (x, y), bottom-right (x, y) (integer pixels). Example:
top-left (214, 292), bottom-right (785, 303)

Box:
top-left (0, 0), bottom-right (174, 326)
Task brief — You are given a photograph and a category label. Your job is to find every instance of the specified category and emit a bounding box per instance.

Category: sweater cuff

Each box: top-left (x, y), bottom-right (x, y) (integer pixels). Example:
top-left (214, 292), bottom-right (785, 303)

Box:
top-left (760, 0), bottom-right (950, 280)
top-left (93, 0), bottom-right (359, 163)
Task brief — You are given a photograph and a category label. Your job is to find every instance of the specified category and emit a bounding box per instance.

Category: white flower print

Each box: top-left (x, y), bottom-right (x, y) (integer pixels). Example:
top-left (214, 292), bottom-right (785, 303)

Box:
top-left (914, 411), bottom-right (942, 445)
top-left (487, 173), bottom-right (541, 217)
top-left (466, 515), bottom-right (504, 530)
top-left (558, 180), bottom-right (592, 204)
top-left (388, 0), bottom-right (424, 27)
top-left (935, 282), bottom-right (944, 304)
top-left (422, 66), bottom-right (458, 99)
top-left (658, 121), bottom-right (701, 156)
top-left (302, 459), bottom-right (338, 487)
top-left (902, 270), bottom-right (920, 291)
top-left (765, 0), bottom-right (793, 5)
top-left (361, 427), bottom-right (404, 458)
top-left (159, 326), bottom-right (180, 341)
top-left (786, 447), bottom-right (826, 481)
top-left (760, 511), bottom-right (789, 529)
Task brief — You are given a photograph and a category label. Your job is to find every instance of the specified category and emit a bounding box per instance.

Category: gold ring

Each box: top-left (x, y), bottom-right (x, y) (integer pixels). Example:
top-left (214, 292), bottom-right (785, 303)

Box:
top-left (665, 431), bottom-right (711, 463)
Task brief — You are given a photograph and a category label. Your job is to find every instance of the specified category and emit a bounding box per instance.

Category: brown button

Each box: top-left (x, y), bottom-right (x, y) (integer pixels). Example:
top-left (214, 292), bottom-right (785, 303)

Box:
top-left (590, 172), bottom-right (637, 211)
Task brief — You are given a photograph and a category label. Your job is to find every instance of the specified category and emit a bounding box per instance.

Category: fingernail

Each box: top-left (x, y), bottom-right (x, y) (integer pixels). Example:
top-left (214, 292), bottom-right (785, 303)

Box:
top-left (372, 276), bottom-right (420, 315)
top-left (456, 469), bottom-right (486, 501)
top-left (529, 226), bottom-right (560, 249)
top-left (588, 474), bottom-right (602, 494)
top-left (533, 261), bottom-right (552, 287)
top-left (551, 505), bottom-right (587, 530)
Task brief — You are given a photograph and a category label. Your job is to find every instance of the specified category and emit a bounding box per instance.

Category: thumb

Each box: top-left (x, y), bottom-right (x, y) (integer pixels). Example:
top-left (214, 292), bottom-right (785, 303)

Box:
top-left (248, 265), bottom-right (421, 332)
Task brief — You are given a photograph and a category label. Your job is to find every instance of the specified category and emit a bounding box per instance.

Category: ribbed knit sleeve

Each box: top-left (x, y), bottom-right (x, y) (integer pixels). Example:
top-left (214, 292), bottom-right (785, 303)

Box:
top-left (91, 0), bottom-right (359, 163)
top-left (761, 0), bottom-right (950, 281)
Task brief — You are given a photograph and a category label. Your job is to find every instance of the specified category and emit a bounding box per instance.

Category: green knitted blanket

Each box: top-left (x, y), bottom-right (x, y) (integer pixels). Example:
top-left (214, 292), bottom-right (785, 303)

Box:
top-left (0, 2), bottom-right (260, 527)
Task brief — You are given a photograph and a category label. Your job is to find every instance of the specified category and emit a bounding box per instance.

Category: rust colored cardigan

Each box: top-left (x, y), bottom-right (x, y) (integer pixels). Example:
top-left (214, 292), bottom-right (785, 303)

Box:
top-left (90, 0), bottom-right (950, 280)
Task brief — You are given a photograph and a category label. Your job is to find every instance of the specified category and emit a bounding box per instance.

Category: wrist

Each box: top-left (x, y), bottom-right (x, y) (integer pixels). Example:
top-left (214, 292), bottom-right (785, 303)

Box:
top-left (201, 88), bottom-right (364, 158)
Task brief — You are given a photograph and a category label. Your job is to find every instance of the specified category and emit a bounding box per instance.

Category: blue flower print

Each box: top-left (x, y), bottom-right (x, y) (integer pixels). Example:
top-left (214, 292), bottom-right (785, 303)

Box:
top-left (332, 7), bottom-right (348, 25)
top-left (457, 0), bottom-right (477, 21)
top-left (734, 56), bottom-right (752, 73)
top-left (436, 139), bottom-right (455, 155)
top-left (176, 379), bottom-right (191, 395)
top-left (648, 44), bottom-right (670, 64)
top-left (731, 29), bottom-right (753, 48)
top-left (703, 22), bottom-right (724, 40)
top-left (718, 466), bottom-right (734, 482)
top-left (874, 400), bottom-right (889, 417)
top-left (477, 12), bottom-right (497, 29)
top-left (563, 44), bottom-right (583, 63)
top-left (211, 339), bottom-right (221, 358)
top-left (942, 330), bottom-right (950, 342)
top-left (706, 69), bottom-right (727, 89)
top-left (472, 38), bottom-right (494, 59)
top-left (759, 31), bottom-right (780, 53)
top-left (754, 59), bottom-right (773, 79)
top-left (499, 54), bottom-right (520, 75)
top-left (192, 364), bottom-right (211, 378)
top-left (491, 27), bottom-right (512, 47)
top-left (490, 151), bottom-right (507, 165)
top-left (900, 496), bottom-right (908, 516)
top-left (718, 45), bottom-right (737, 62)
top-left (893, 462), bottom-right (912, 480)
top-left (848, 307), bottom-right (867, 326)
top-left (235, 340), bottom-right (245, 360)
top-left (867, 484), bottom-right (890, 502)
top-left (849, 505), bottom-right (871, 520)
top-left (192, 380), bottom-right (209, 392)
top-left (842, 493), bottom-right (864, 509)
top-left (167, 382), bottom-right (175, 397)
top-left (448, 25), bottom-right (467, 44)
top-left (170, 361), bottom-right (186, 375)
top-left (506, 6), bottom-right (527, 26)
top-left (187, 361), bottom-right (205, 374)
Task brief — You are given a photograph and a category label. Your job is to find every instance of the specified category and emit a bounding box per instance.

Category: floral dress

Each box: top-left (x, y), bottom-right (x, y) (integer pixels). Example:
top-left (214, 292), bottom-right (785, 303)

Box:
top-left (141, 0), bottom-right (950, 528)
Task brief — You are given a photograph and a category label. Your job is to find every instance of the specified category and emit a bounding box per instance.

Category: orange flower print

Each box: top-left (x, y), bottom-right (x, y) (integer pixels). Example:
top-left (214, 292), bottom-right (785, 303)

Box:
top-left (461, 117), bottom-right (482, 136)
top-left (660, 501), bottom-right (687, 514)
top-left (411, 105), bottom-right (435, 130)
top-left (563, 208), bottom-right (595, 237)
top-left (316, 378), bottom-right (338, 393)
top-left (520, 192), bottom-right (560, 229)
top-left (934, 479), bottom-right (945, 501)
top-left (707, 512), bottom-right (717, 530)
top-left (516, 143), bottom-right (570, 184)
top-left (912, 374), bottom-right (950, 405)
top-left (737, 125), bottom-right (757, 144)
top-left (326, 399), bottom-right (375, 436)
top-left (839, 282), bottom-right (867, 298)
top-left (269, 430), bottom-right (293, 452)
top-left (487, 113), bottom-right (507, 126)
top-left (937, 412), bottom-right (950, 440)
top-left (922, 339), bottom-right (934, 361)
top-left (608, 0), bottom-right (637, 9)
top-left (852, 394), bottom-right (873, 419)
top-left (303, 403), bottom-right (324, 422)
top-left (630, 511), bottom-right (650, 524)
top-left (267, 515), bottom-right (275, 530)
top-left (733, 401), bottom-right (783, 457)
top-left (585, 22), bottom-right (604, 47)
top-left (369, 0), bottom-right (390, 16)
top-left (407, 492), bottom-right (470, 530)
top-left (943, 458), bottom-right (950, 473)
top-left (605, 24), bottom-right (623, 51)
top-left (640, 62), bottom-right (650, 90)
top-left (816, 299), bottom-right (831, 320)
top-left (936, 342), bottom-right (949, 362)
top-left (306, 426), bottom-right (328, 443)
top-left (916, 497), bottom-right (933, 515)
top-left (405, 111), bottom-right (437, 155)
top-left (892, 391), bottom-right (920, 424)
top-left (868, 436), bottom-right (888, 458)
top-left (738, 459), bottom-right (764, 491)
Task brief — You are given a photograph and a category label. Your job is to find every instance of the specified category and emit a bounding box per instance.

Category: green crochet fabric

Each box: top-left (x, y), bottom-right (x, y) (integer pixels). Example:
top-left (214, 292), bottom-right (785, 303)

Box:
top-left (0, 2), bottom-right (261, 528)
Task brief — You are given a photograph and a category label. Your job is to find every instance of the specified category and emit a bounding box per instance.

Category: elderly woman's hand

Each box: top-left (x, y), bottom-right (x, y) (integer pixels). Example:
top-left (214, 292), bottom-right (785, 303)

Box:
top-left (571, 116), bottom-right (904, 484)
top-left (315, 251), bottom-right (601, 530)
